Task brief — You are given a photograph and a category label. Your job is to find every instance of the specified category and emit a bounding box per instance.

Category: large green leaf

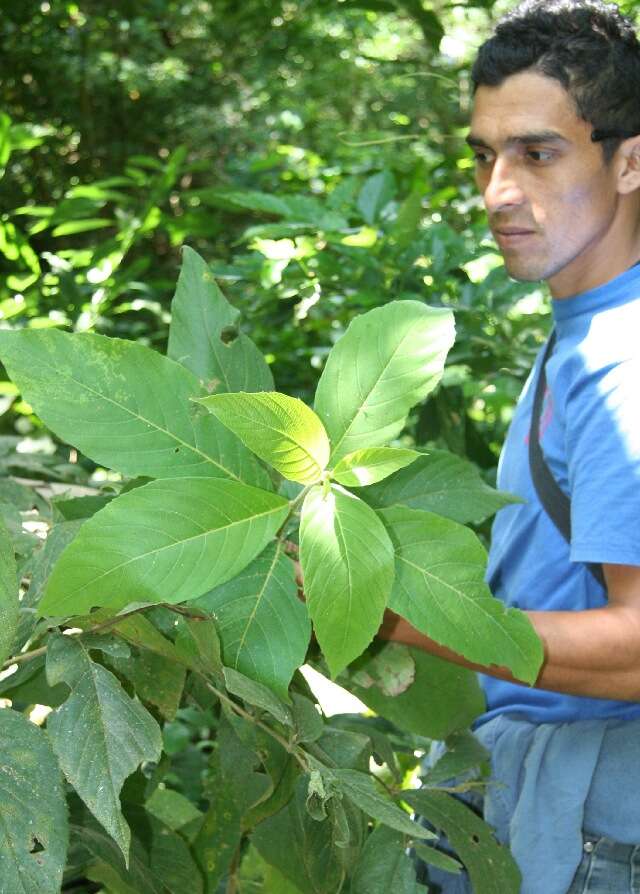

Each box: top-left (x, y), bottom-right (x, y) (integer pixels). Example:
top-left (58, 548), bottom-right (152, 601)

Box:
top-left (351, 826), bottom-right (424, 894)
top-left (38, 478), bottom-right (289, 617)
top-left (0, 328), bottom-right (270, 488)
top-left (168, 245), bottom-right (273, 392)
top-left (195, 542), bottom-right (310, 700)
top-left (332, 447), bottom-right (420, 487)
top-left (380, 506), bottom-right (544, 684)
top-left (344, 647), bottom-right (485, 740)
top-left (252, 778), bottom-right (349, 894)
top-left (300, 485), bottom-right (394, 677)
top-left (330, 769), bottom-right (435, 840)
top-left (364, 449), bottom-right (519, 524)
top-left (46, 635), bottom-right (162, 862)
top-left (314, 301), bottom-right (455, 464)
top-left (404, 789), bottom-right (521, 894)
top-left (0, 708), bottom-right (69, 894)
top-left (198, 391), bottom-right (330, 484)
top-left (0, 515), bottom-right (18, 665)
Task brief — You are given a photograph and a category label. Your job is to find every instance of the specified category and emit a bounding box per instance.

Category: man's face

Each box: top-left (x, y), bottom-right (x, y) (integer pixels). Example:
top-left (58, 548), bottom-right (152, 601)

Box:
top-left (469, 70), bottom-right (623, 297)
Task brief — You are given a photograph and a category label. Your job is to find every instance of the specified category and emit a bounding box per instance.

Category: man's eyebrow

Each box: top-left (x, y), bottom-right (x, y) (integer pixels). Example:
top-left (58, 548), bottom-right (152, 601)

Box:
top-left (466, 131), bottom-right (569, 148)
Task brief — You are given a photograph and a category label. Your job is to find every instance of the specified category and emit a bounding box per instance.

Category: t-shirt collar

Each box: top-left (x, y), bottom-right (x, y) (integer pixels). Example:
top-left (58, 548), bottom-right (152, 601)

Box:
top-left (551, 262), bottom-right (640, 322)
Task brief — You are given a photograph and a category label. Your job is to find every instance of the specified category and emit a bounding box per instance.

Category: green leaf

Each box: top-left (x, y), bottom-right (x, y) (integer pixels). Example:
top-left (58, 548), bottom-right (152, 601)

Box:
top-left (0, 328), bottom-right (270, 488)
top-left (422, 730), bottom-right (490, 787)
top-left (195, 542), bottom-right (310, 700)
top-left (404, 789), bottom-right (521, 894)
top-left (413, 842), bottom-right (463, 875)
top-left (16, 520), bottom-right (85, 650)
top-left (330, 769), bottom-right (435, 840)
top-left (174, 615), bottom-right (223, 677)
top-left (198, 391), bottom-right (330, 484)
top-left (52, 217), bottom-right (114, 236)
top-left (168, 245), bottom-right (273, 392)
top-left (315, 301), bottom-right (455, 464)
top-left (357, 171), bottom-right (395, 225)
top-left (345, 647), bottom-right (485, 741)
top-left (0, 708), bottom-right (69, 894)
top-left (0, 515), bottom-right (18, 665)
top-left (194, 717), bottom-right (271, 890)
top-left (350, 642), bottom-right (416, 697)
top-left (39, 478), bottom-right (289, 617)
top-left (291, 692), bottom-right (324, 743)
top-left (77, 812), bottom-right (204, 894)
top-left (252, 778), bottom-right (349, 894)
top-left (107, 648), bottom-right (186, 720)
top-left (300, 485), bottom-right (395, 677)
top-left (364, 449), bottom-right (520, 524)
top-left (380, 506), bottom-right (544, 684)
top-left (352, 826), bottom-right (424, 894)
top-left (145, 788), bottom-right (203, 832)
top-left (223, 666), bottom-right (293, 726)
top-left (45, 635), bottom-right (162, 861)
top-left (332, 447), bottom-right (420, 488)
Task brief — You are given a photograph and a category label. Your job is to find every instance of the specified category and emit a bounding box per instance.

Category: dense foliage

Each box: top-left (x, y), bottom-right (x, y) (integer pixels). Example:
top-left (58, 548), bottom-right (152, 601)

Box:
top-left (4, 0), bottom-right (627, 890)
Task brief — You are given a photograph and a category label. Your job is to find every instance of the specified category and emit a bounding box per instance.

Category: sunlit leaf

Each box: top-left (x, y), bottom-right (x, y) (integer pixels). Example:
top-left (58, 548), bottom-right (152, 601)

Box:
top-left (198, 391), bottom-right (330, 484)
top-left (39, 478), bottom-right (289, 617)
top-left (332, 447), bottom-right (420, 488)
top-left (315, 301), bottom-right (455, 464)
top-left (300, 485), bottom-right (394, 677)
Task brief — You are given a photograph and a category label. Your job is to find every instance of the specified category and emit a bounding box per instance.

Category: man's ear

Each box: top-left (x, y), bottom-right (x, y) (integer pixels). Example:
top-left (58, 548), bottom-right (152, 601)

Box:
top-left (616, 136), bottom-right (640, 195)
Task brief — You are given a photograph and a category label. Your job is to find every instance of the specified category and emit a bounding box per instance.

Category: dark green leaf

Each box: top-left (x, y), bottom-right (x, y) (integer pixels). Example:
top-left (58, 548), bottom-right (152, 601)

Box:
top-left (0, 708), bottom-right (69, 894)
top-left (404, 789), bottom-right (521, 894)
top-left (168, 245), bottom-right (273, 392)
top-left (46, 634), bottom-right (162, 861)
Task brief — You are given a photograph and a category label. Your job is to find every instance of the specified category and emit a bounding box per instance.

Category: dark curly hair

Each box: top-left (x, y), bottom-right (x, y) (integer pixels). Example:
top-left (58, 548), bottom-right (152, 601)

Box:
top-left (472, 0), bottom-right (640, 159)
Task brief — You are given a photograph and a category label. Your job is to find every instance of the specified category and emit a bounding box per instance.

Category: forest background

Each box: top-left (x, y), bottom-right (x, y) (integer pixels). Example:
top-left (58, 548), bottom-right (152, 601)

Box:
top-left (0, 1), bottom-right (632, 893)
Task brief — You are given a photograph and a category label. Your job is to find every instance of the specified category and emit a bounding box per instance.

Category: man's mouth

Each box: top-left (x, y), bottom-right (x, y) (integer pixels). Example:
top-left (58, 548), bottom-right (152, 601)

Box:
top-left (493, 225), bottom-right (538, 246)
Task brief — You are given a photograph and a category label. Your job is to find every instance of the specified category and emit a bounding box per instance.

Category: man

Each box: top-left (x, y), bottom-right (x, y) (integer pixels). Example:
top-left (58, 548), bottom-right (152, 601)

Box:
top-left (380, 0), bottom-right (640, 890)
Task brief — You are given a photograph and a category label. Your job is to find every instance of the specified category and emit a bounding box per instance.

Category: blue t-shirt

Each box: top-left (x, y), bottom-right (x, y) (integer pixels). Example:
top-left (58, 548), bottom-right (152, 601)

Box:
top-left (480, 264), bottom-right (640, 725)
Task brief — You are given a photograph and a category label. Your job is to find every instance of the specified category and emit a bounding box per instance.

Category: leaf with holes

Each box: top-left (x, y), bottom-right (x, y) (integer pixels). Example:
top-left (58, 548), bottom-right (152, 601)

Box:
top-left (404, 789), bottom-right (521, 894)
top-left (46, 634), bottom-right (162, 862)
top-left (0, 328), bottom-right (270, 488)
top-left (331, 447), bottom-right (420, 488)
top-left (379, 506), bottom-right (543, 684)
top-left (0, 708), bottom-right (69, 894)
top-left (168, 245), bottom-right (273, 393)
top-left (38, 478), bottom-right (289, 617)
top-left (300, 485), bottom-right (394, 677)
top-left (195, 542), bottom-right (310, 700)
top-left (197, 391), bottom-right (330, 484)
top-left (314, 301), bottom-right (454, 464)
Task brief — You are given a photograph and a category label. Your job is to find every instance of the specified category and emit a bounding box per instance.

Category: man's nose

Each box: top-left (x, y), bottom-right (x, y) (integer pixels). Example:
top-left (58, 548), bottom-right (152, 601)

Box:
top-left (482, 157), bottom-right (525, 213)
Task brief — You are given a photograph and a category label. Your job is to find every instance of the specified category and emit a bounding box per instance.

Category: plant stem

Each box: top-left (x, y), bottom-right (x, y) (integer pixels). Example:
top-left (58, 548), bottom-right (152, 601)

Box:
top-left (202, 677), bottom-right (310, 772)
top-left (276, 482), bottom-right (314, 540)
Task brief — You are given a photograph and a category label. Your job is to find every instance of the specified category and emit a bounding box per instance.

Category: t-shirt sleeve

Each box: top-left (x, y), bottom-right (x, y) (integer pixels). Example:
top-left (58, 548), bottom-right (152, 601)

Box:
top-left (566, 352), bottom-right (640, 566)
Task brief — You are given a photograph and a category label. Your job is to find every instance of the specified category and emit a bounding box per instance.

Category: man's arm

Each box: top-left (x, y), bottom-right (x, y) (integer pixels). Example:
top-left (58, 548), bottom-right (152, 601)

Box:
top-left (378, 563), bottom-right (640, 702)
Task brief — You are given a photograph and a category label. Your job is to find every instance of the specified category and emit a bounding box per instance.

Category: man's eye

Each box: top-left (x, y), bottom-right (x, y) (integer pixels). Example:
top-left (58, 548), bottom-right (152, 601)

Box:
top-left (526, 149), bottom-right (555, 163)
top-left (473, 151), bottom-right (494, 165)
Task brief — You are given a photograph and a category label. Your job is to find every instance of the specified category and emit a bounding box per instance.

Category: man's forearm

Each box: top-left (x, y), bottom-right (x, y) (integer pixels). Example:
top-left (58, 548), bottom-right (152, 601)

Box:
top-left (379, 603), bottom-right (640, 702)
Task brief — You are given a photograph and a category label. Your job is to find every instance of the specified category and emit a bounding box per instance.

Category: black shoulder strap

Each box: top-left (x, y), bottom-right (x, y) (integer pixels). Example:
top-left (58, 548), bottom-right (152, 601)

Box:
top-left (528, 331), bottom-right (606, 589)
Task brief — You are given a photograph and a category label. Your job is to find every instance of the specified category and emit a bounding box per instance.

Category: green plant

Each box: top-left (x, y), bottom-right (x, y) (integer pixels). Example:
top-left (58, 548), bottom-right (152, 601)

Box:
top-left (0, 247), bottom-right (542, 893)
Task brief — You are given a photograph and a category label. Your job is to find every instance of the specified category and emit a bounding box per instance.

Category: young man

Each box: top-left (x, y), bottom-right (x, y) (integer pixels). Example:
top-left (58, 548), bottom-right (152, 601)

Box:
top-left (380, 0), bottom-right (640, 890)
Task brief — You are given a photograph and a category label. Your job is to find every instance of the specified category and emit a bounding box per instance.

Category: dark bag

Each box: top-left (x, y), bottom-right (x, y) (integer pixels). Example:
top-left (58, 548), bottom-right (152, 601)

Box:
top-left (528, 331), bottom-right (606, 589)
